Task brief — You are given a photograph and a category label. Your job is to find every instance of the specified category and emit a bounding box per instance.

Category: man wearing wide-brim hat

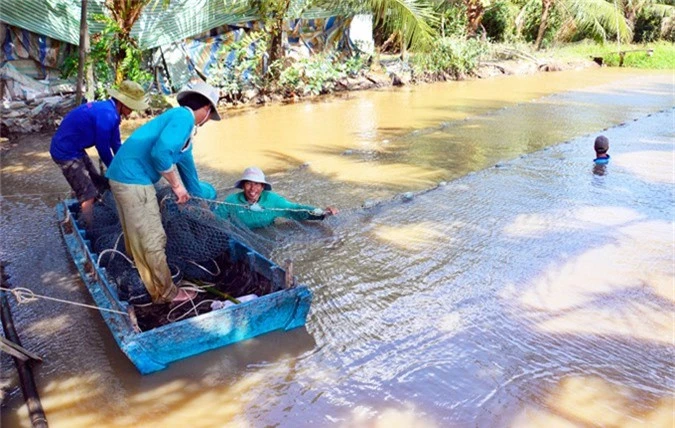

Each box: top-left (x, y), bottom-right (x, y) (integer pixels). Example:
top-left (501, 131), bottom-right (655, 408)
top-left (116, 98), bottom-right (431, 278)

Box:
top-left (50, 80), bottom-right (149, 227)
top-left (106, 81), bottom-right (221, 305)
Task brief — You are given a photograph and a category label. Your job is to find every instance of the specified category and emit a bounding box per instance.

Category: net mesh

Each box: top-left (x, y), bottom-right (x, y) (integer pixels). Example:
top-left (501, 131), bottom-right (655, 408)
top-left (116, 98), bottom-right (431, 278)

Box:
top-left (84, 186), bottom-right (300, 327)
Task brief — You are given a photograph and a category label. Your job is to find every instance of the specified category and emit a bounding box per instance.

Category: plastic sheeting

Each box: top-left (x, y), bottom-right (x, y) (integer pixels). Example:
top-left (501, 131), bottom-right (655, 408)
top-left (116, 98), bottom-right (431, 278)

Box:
top-left (155, 16), bottom-right (357, 93)
top-left (0, 0), bottom-right (341, 50)
top-left (0, 23), bottom-right (76, 78)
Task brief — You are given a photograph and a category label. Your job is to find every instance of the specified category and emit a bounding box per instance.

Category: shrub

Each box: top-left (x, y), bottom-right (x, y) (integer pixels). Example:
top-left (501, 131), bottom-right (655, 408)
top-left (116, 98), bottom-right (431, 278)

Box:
top-left (411, 37), bottom-right (488, 78)
top-left (279, 54), bottom-right (343, 96)
top-left (482, 0), bottom-right (517, 42)
top-left (634, 11), bottom-right (663, 43)
top-left (437, 2), bottom-right (469, 38)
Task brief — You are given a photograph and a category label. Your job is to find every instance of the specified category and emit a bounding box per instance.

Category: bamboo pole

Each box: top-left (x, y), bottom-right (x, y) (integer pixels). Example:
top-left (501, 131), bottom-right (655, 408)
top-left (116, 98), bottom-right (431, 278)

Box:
top-left (0, 336), bottom-right (42, 363)
top-left (0, 264), bottom-right (48, 428)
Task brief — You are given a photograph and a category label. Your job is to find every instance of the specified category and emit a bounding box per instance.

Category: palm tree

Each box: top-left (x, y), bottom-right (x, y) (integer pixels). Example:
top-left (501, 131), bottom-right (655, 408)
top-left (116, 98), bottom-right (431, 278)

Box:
top-left (532, 0), bottom-right (632, 49)
top-left (102, 0), bottom-right (170, 83)
top-left (615, 0), bottom-right (674, 35)
top-left (370, 0), bottom-right (438, 58)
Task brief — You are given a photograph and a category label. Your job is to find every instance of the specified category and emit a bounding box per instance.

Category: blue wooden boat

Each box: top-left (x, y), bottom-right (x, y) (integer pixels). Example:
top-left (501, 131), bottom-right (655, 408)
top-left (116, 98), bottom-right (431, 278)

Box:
top-left (56, 199), bottom-right (312, 375)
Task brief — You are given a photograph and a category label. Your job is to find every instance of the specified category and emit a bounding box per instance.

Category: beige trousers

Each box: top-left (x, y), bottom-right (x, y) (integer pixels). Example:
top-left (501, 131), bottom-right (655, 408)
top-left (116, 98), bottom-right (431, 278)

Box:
top-left (109, 180), bottom-right (177, 303)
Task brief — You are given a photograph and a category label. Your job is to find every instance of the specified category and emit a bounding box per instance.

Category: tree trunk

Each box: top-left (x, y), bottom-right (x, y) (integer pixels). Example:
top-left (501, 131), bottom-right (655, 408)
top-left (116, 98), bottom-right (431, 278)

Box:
top-left (269, 21), bottom-right (285, 64)
top-left (76, 0), bottom-right (88, 105)
top-left (534, 0), bottom-right (553, 50)
top-left (465, 0), bottom-right (485, 36)
top-left (105, 0), bottom-right (149, 83)
top-left (265, 0), bottom-right (292, 65)
top-left (86, 55), bottom-right (95, 101)
top-left (380, 31), bottom-right (398, 53)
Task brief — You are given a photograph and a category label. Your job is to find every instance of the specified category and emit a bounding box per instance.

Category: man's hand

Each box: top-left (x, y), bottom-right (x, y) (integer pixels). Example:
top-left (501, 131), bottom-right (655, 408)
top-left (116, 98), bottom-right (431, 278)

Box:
top-left (161, 166), bottom-right (190, 203)
top-left (172, 183), bottom-right (190, 204)
top-left (324, 206), bottom-right (339, 216)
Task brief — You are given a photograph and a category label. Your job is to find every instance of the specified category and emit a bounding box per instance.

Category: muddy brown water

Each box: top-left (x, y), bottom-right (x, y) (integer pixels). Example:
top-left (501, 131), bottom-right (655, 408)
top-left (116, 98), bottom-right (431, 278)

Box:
top-left (1, 68), bottom-right (673, 427)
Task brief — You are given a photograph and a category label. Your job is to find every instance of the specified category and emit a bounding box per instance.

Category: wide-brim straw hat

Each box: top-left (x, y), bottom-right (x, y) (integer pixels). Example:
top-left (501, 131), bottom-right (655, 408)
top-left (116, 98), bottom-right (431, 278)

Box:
top-left (234, 167), bottom-right (272, 190)
top-left (176, 81), bottom-right (221, 121)
top-left (107, 80), bottom-right (149, 111)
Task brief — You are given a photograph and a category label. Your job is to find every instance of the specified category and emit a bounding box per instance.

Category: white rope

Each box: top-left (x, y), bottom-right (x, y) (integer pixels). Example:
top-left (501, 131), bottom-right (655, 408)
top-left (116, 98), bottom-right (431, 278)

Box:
top-left (0, 286), bottom-right (130, 316)
top-left (170, 264), bottom-right (182, 281)
top-left (159, 194), bottom-right (174, 209)
top-left (166, 298), bottom-right (215, 323)
top-left (186, 259), bottom-right (221, 276)
top-left (97, 248), bottom-right (135, 268)
top-left (112, 232), bottom-right (124, 255)
top-left (177, 279), bottom-right (213, 290)
top-left (165, 281), bottom-right (210, 322)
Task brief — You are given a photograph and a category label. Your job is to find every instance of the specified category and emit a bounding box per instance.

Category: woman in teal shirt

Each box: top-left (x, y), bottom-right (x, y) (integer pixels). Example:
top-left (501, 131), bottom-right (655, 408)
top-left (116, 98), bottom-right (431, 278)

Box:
top-left (215, 167), bottom-right (338, 229)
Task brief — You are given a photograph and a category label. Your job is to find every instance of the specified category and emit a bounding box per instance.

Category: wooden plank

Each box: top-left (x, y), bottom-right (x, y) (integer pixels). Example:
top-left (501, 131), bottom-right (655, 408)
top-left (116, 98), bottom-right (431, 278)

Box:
top-left (0, 336), bottom-right (42, 362)
top-left (0, 339), bottom-right (28, 361)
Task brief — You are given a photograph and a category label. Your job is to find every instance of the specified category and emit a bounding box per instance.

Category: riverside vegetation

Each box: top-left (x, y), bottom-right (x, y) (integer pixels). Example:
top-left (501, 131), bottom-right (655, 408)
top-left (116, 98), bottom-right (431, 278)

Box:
top-left (53, 0), bottom-right (675, 107)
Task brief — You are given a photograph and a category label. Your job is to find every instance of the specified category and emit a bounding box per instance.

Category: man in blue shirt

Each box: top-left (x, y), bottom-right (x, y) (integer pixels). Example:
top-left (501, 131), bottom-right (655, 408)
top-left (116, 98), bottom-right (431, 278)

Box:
top-left (50, 80), bottom-right (148, 225)
top-left (107, 81), bottom-right (221, 305)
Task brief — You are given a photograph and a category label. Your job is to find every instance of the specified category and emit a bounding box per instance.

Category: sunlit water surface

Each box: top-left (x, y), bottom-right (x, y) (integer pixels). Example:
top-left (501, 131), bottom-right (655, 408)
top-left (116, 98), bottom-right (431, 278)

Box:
top-left (1, 68), bottom-right (673, 427)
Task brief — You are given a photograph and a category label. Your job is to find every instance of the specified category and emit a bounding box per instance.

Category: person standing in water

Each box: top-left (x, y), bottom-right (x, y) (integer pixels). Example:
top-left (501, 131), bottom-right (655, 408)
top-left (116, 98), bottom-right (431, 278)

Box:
top-left (593, 135), bottom-right (610, 164)
top-left (215, 167), bottom-right (338, 229)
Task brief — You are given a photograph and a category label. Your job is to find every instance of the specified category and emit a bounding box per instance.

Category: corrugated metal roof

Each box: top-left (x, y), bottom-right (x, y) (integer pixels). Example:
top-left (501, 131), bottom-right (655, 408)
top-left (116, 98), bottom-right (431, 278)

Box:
top-left (0, 0), bottom-right (342, 50)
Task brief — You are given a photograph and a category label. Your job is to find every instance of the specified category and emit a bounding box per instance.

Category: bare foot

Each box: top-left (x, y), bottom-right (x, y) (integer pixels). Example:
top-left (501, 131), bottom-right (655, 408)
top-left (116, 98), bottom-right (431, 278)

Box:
top-left (172, 288), bottom-right (196, 303)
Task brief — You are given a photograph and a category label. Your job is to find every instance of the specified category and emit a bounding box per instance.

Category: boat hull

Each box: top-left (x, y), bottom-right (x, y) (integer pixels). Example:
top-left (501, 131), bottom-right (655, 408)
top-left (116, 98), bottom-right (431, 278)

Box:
top-left (56, 200), bottom-right (312, 374)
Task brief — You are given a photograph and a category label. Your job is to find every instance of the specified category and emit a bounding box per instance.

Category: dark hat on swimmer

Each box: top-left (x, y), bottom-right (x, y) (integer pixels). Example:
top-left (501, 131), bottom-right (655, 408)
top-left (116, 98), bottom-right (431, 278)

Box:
top-left (594, 135), bottom-right (609, 153)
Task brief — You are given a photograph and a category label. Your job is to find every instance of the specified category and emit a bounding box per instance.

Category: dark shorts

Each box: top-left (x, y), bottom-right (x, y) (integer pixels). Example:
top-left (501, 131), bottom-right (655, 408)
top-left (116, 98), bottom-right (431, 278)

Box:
top-left (53, 155), bottom-right (110, 203)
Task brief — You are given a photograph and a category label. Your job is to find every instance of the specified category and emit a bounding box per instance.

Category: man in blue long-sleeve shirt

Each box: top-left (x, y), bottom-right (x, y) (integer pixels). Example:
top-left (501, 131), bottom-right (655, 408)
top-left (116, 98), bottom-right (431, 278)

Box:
top-left (50, 80), bottom-right (148, 225)
top-left (107, 81), bottom-right (221, 305)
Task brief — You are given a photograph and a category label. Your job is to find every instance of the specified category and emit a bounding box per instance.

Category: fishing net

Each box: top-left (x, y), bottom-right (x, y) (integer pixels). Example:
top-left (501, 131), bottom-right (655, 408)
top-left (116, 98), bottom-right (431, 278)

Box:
top-left (81, 184), bottom-right (337, 328)
top-left (86, 186), bottom-right (272, 297)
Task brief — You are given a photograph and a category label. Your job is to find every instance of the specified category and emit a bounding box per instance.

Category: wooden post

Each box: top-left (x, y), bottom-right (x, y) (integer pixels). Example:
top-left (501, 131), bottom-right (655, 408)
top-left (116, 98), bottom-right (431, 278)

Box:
top-left (76, 0), bottom-right (88, 105)
top-left (0, 336), bottom-right (42, 363)
top-left (0, 264), bottom-right (48, 428)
